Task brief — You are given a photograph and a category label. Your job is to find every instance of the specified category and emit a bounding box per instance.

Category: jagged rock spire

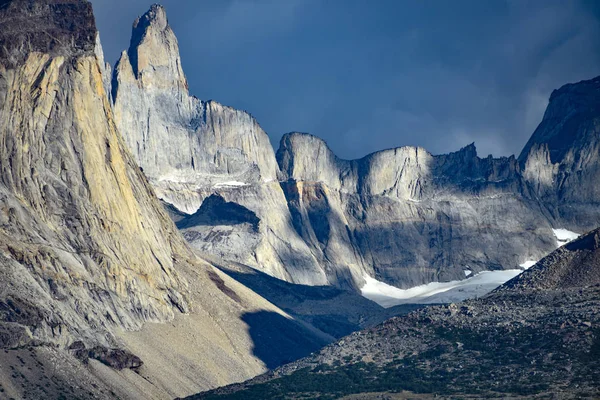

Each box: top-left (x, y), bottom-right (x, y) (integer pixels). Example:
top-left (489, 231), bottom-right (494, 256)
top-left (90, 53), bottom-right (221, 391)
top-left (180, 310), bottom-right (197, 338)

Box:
top-left (112, 4), bottom-right (281, 193)
top-left (115, 3), bottom-right (187, 93)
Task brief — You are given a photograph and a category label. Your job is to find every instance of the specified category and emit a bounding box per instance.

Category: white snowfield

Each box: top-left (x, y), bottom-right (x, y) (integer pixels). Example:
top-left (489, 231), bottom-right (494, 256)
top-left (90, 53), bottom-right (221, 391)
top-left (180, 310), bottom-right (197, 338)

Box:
top-left (361, 270), bottom-right (524, 308)
top-left (362, 228), bottom-right (584, 308)
top-left (213, 181), bottom-right (248, 189)
top-left (519, 260), bottom-right (538, 269)
top-left (553, 228), bottom-right (580, 246)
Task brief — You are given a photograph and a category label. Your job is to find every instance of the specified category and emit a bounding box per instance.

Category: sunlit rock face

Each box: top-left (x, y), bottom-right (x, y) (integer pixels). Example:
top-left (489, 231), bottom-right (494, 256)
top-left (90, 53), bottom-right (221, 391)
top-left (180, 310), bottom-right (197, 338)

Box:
top-left (0, 0), bottom-right (192, 349)
top-left (112, 4), bottom-right (278, 206)
top-left (112, 5), bottom-right (327, 285)
top-left (0, 3), bottom-right (341, 398)
top-left (520, 76), bottom-right (600, 231)
top-left (278, 133), bottom-right (555, 288)
top-left (114, 5), bottom-right (600, 291)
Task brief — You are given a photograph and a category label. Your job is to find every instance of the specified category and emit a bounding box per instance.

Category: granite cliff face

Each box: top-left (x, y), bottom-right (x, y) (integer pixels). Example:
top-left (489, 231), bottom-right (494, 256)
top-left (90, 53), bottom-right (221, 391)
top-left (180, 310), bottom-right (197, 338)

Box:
top-left (112, 4), bottom-right (279, 197)
top-left (112, 5), bottom-right (327, 285)
top-left (194, 229), bottom-right (600, 399)
top-left (0, 0), bottom-right (191, 351)
top-left (113, 5), bottom-right (600, 291)
top-left (277, 134), bottom-right (557, 288)
top-left (520, 76), bottom-right (600, 231)
top-left (0, 2), bottom-right (341, 398)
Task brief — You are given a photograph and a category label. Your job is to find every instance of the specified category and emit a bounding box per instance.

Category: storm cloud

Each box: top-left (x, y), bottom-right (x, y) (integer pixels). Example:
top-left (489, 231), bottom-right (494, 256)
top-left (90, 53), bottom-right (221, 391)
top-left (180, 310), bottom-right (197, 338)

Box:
top-left (92, 0), bottom-right (600, 159)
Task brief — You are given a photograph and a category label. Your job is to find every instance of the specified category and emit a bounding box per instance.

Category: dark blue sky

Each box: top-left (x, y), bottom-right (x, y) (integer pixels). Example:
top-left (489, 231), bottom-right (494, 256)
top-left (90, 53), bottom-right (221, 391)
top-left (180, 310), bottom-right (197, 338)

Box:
top-left (92, 0), bottom-right (600, 159)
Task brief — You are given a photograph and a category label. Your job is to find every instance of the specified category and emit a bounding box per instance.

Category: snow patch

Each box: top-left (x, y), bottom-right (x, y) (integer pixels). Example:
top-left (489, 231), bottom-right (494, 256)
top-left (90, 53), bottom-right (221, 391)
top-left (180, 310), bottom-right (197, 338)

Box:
top-left (519, 260), bottom-right (537, 270)
top-left (553, 228), bottom-right (580, 247)
top-left (361, 270), bottom-right (523, 308)
top-left (464, 270), bottom-right (472, 277)
top-left (213, 181), bottom-right (248, 189)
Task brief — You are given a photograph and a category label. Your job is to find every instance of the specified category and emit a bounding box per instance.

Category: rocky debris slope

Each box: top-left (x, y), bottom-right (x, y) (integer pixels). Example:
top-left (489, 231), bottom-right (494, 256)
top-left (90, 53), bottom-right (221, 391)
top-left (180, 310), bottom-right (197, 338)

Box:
top-left (192, 228), bottom-right (600, 400)
top-left (500, 227), bottom-right (600, 290)
top-left (0, 1), bottom-right (342, 398)
top-left (114, 5), bottom-right (600, 292)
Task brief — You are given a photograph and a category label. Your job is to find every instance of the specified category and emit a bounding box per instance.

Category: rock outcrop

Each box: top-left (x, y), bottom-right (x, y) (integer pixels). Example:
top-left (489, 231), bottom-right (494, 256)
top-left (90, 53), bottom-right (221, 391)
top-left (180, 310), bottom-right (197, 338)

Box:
top-left (112, 5), bottom-right (328, 285)
top-left (0, 0), bottom-right (191, 351)
top-left (277, 133), bottom-right (556, 288)
top-left (112, 4), bottom-right (278, 199)
top-left (520, 76), bottom-right (600, 231)
top-left (113, 5), bottom-right (600, 291)
top-left (0, 2), bottom-right (342, 398)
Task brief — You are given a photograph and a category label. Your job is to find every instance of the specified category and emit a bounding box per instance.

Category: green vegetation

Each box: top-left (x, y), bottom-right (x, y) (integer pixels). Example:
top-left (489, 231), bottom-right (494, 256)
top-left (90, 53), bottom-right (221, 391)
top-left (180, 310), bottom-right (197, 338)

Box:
top-left (200, 360), bottom-right (450, 400)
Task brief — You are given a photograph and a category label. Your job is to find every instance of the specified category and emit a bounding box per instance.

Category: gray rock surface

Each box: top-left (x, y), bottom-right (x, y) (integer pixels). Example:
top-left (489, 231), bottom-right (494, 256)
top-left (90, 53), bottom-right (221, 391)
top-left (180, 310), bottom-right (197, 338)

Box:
top-left (277, 134), bottom-right (557, 288)
top-left (112, 5), bottom-right (328, 285)
top-left (194, 229), bottom-right (600, 399)
top-left (0, 2), bottom-right (347, 398)
top-left (520, 76), bottom-right (600, 231)
top-left (0, 0), bottom-right (193, 351)
top-left (113, 5), bottom-right (600, 291)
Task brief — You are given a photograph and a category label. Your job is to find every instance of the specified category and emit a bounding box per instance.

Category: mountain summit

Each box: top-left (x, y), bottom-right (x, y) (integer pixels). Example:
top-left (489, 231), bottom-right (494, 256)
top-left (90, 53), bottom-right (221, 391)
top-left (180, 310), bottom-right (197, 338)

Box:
top-left (0, 2), bottom-right (335, 398)
top-left (111, 5), bottom-right (600, 293)
top-left (520, 75), bottom-right (600, 230)
top-left (111, 5), bottom-right (327, 285)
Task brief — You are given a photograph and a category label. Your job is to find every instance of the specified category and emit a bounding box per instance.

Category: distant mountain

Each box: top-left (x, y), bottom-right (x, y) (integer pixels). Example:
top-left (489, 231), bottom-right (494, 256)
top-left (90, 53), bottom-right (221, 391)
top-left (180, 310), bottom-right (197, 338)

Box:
top-left (191, 228), bottom-right (600, 399)
top-left (113, 5), bottom-right (600, 293)
top-left (0, 1), bottom-right (376, 399)
top-left (520, 76), bottom-right (600, 230)
top-left (111, 5), bottom-right (326, 285)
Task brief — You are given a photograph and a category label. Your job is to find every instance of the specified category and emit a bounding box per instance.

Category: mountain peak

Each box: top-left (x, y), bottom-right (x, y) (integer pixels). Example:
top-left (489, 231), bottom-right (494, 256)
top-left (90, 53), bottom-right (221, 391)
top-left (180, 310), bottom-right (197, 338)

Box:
top-left (119, 3), bottom-right (187, 90)
top-left (132, 4), bottom-right (168, 36)
top-left (456, 142), bottom-right (477, 157)
top-left (519, 75), bottom-right (600, 165)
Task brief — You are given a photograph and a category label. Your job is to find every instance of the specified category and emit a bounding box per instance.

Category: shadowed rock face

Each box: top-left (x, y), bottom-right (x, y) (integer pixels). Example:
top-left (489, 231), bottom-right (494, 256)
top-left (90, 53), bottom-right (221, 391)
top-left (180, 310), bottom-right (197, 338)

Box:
top-left (192, 229), bottom-right (600, 400)
top-left (177, 195), bottom-right (260, 231)
top-left (113, 5), bottom-right (600, 292)
top-left (520, 76), bottom-right (600, 231)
